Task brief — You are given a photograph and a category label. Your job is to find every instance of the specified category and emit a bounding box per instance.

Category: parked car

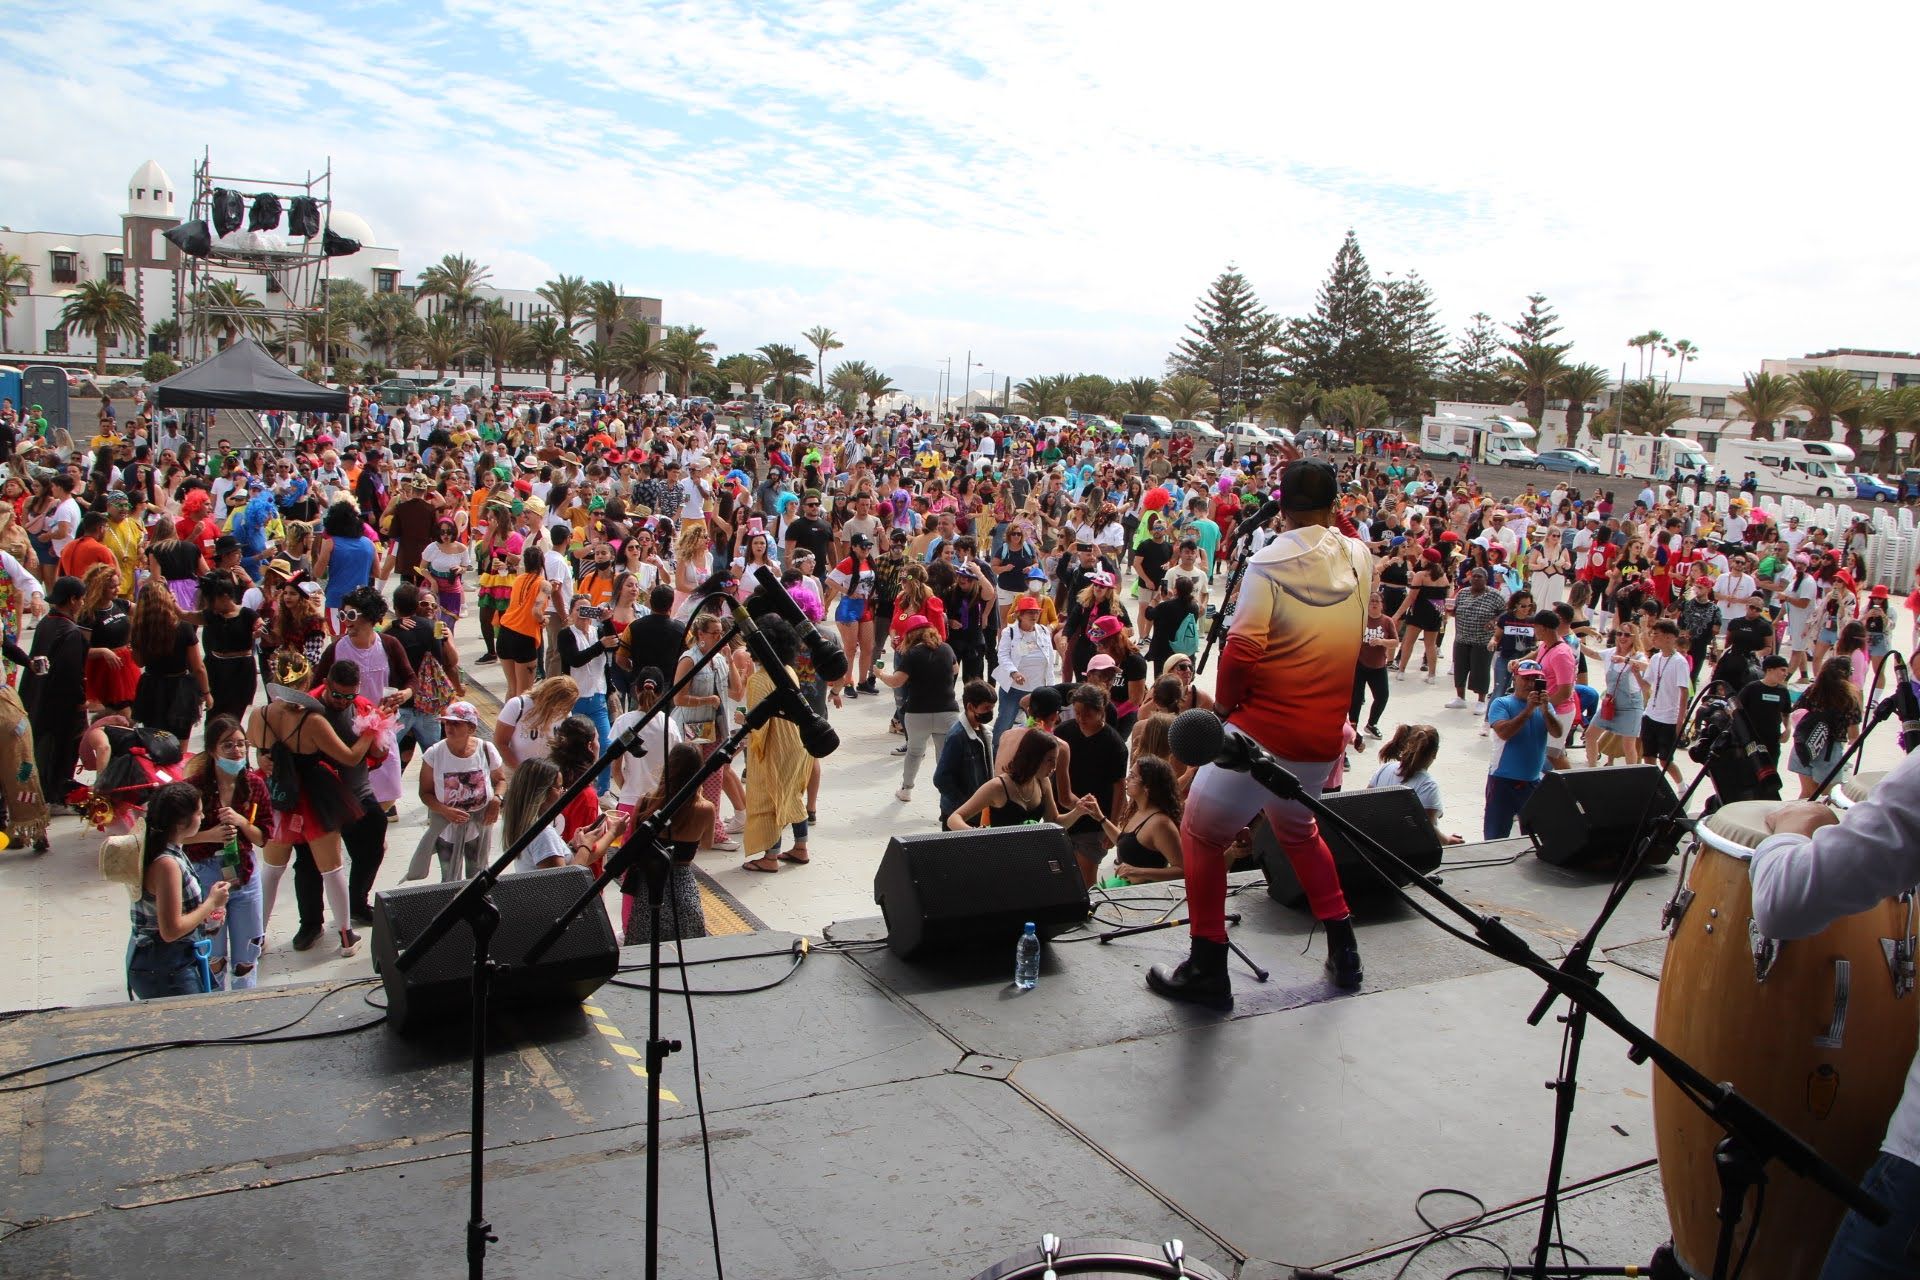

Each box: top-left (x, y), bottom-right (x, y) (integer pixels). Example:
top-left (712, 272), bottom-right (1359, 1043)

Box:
top-left (1902, 468), bottom-right (1920, 501)
top-left (1535, 448), bottom-right (1603, 474)
top-left (1849, 472), bottom-right (1899, 502)
top-left (1222, 421), bottom-right (1277, 450)
top-left (1172, 419), bottom-right (1224, 443)
top-left (1034, 415), bottom-right (1072, 433)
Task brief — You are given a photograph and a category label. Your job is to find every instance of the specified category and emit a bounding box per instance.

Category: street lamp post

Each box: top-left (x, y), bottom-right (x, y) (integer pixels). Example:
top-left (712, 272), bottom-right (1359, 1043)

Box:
top-left (961, 350), bottom-right (984, 415)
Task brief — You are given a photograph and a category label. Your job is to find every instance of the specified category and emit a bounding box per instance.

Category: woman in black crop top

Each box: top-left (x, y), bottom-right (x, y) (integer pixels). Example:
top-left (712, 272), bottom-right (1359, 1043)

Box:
top-left (943, 728), bottom-right (1091, 830)
top-left (1101, 755), bottom-right (1184, 884)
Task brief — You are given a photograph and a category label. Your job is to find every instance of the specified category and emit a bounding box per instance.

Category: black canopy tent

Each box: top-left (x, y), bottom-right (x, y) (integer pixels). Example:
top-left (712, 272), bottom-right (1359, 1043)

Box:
top-left (153, 337), bottom-right (348, 412)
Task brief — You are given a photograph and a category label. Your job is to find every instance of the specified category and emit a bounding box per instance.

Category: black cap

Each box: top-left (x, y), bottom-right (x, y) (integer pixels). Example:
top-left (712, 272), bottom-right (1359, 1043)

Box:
top-left (1027, 686), bottom-right (1063, 720)
top-left (1278, 459), bottom-right (1338, 512)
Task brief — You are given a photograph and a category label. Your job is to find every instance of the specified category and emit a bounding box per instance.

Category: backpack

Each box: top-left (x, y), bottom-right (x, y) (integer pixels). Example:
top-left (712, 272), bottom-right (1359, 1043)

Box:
top-left (266, 709), bottom-right (310, 812)
top-left (1171, 610), bottom-right (1200, 656)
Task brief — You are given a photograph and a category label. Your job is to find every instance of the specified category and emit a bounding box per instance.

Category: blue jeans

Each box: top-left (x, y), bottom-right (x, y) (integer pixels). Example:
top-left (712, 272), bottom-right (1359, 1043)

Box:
top-left (398, 705), bottom-right (444, 752)
top-left (573, 692), bottom-right (613, 794)
top-left (1483, 775), bottom-right (1540, 840)
top-left (189, 860), bottom-right (264, 989)
top-left (126, 935), bottom-right (207, 1000)
top-left (994, 686), bottom-right (1028, 746)
top-left (1822, 1151), bottom-right (1920, 1279)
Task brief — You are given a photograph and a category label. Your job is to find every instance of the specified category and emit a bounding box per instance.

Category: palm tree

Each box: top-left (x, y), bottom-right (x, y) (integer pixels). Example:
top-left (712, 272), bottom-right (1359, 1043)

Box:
top-left (1613, 379), bottom-right (1691, 435)
top-left (537, 274), bottom-right (591, 382)
top-left (523, 315), bottom-right (580, 390)
top-left (656, 325), bottom-right (717, 399)
top-left (415, 253), bottom-right (491, 326)
top-left (1671, 339), bottom-right (1700, 382)
top-left (1503, 345), bottom-right (1568, 425)
top-left (403, 313), bottom-right (471, 380)
top-left (1556, 364), bottom-right (1610, 449)
top-left (1791, 366), bottom-right (1865, 442)
top-left (59, 279), bottom-right (145, 374)
top-left (358, 293), bottom-right (420, 368)
top-left (803, 326), bottom-right (843, 402)
top-left (579, 339), bottom-right (616, 392)
top-left (474, 308), bottom-right (529, 390)
top-left (1260, 379), bottom-right (1321, 433)
top-left (756, 342), bottom-right (812, 404)
top-left (148, 317), bottom-right (181, 357)
top-left (295, 309), bottom-right (361, 368)
top-left (1157, 374), bottom-right (1218, 419)
top-left (1322, 386), bottom-right (1390, 435)
top-left (1878, 386), bottom-right (1920, 470)
top-left (1728, 371), bottom-right (1797, 443)
top-left (585, 280), bottom-right (623, 345)
top-left (1628, 330), bottom-right (1670, 381)
top-left (610, 322), bottom-right (661, 393)
top-left (1014, 374), bottom-right (1071, 417)
top-left (0, 251), bottom-right (32, 354)
top-left (188, 280), bottom-right (272, 350)
top-left (1117, 376), bottom-right (1161, 414)
top-left (827, 360), bottom-right (867, 414)
top-left (860, 366), bottom-right (899, 415)
top-left (715, 353), bottom-right (773, 397)
top-left (1836, 390), bottom-right (1884, 457)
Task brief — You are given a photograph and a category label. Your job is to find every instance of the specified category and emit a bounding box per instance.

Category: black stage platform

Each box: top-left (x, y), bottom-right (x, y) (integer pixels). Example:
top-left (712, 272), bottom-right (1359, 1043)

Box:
top-left (0, 844), bottom-right (1682, 1278)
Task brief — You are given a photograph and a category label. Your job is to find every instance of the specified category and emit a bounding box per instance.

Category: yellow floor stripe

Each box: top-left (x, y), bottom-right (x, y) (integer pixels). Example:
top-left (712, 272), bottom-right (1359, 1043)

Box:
top-left (612, 1043), bottom-right (640, 1059)
top-left (595, 1023), bottom-right (623, 1039)
top-left (698, 880), bottom-right (754, 937)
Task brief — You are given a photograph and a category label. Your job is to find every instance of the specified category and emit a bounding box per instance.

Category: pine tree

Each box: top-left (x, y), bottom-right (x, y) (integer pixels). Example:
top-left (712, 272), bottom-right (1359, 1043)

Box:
top-left (1447, 312), bottom-right (1509, 404)
top-left (1505, 293), bottom-right (1570, 358)
top-left (1275, 231), bottom-right (1383, 393)
top-left (1371, 272), bottom-right (1448, 421)
top-left (1502, 293), bottom-right (1573, 424)
top-left (1167, 268), bottom-right (1281, 409)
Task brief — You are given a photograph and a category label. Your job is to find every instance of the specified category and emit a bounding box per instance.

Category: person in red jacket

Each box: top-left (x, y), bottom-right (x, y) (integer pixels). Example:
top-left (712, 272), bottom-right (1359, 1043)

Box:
top-left (1148, 459), bottom-right (1370, 1009)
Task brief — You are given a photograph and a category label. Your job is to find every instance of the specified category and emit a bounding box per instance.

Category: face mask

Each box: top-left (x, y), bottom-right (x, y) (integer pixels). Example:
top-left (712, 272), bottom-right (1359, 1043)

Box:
top-left (217, 755), bottom-right (246, 776)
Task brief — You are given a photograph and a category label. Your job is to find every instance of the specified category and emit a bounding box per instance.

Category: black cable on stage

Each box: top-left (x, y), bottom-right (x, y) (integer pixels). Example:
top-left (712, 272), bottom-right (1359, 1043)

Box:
top-left (610, 939), bottom-right (809, 996)
top-left (669, 888), bottom-right (726, 1280)
top-left (0, 979), bottom-right (387, 1094)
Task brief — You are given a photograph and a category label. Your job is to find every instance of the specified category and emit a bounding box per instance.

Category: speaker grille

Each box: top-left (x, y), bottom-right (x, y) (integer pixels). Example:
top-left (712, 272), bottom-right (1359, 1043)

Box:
top-left (875, 824), bottom-right (1089, 959)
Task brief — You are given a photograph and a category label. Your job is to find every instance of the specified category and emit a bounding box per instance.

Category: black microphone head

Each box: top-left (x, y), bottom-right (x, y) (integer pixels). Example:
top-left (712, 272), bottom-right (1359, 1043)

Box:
top-left (798, 715), bottom-right (841, 759)
top-left (806, 629), bottom-right (851, 682)
top-left (1168, 707), bottom-right (1226, 768)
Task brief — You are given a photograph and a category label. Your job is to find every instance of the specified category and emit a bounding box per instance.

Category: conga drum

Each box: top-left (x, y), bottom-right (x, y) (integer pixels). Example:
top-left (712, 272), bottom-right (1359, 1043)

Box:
top-left (1653, 800), bottom-right (1918, 1279)
top-left (1831, 770), bottom-right (1886, 811)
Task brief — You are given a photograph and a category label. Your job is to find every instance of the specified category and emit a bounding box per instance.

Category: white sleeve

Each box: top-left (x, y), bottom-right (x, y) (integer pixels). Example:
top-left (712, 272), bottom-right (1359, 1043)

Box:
top-left (0, 552), bottom-right (42, 602)
top-left (1751, 752), bottom-right (1920, 940)
top-left (497, 696), bottom-right (523, 728)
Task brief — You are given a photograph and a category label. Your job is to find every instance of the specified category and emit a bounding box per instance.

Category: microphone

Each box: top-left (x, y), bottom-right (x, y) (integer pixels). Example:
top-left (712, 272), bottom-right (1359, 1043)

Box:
top-left (1889, 651), bottom-right (1920, 754)
top-left (1232, 498), bottom-right (1281, 549)
top-left (1168, 707), bottom-right (1307, 801)
top-left (730, 603), bottom-right (841, 758)
top-left (751, 564), bottom-right (850, 681)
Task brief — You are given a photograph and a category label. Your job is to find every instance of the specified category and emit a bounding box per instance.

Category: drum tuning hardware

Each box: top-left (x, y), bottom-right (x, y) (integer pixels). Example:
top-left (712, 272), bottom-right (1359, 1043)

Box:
top-left (1881, 937), bottom-right (1915, 998)
top-left (1814, 959), bottom-right (1852, 1049)
top-left (1162, 1238), bottom-right (1188, 1276)
top-left (1661, 887), bottom-right (1694, 934)
top-left (1749, 920), bottom-right (1780, 982)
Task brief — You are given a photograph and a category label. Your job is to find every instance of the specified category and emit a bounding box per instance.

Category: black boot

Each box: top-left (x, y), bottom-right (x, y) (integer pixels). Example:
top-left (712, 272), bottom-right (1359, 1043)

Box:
top-left (1324, 915), bottom-right (1363, 990)
top-left (1146, 937), bottom-right (1233, 1010)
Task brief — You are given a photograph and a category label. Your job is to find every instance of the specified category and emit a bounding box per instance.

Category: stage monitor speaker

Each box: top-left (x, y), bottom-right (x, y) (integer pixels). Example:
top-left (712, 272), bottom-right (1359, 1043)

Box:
top-left (874, 823), bottom-right (1089, 960)
top-left (1258, 785), bottom-right (1444, 910)
top-left (1520, 764), bottom-right (1680, 868)
top-left (372, 866), bottom-right (619, 1036)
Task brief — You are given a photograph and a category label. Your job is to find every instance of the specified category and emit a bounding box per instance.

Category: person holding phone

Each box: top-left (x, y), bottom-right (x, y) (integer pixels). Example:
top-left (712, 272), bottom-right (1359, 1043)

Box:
top-left (182, 715), bottom-right (269, 990)
top-left (128, 782), bottom-right (230, 999)
top-left (1483, 659), bottom-right (1565, 838)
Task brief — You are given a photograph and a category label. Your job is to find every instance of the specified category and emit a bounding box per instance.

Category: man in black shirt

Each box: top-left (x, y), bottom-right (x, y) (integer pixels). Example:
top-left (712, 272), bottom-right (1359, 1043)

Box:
top-left (621, 585), bottom-right (686, 698)
top-left (1738, 655), bottom-right (1794, 786)
top-left (1714, 599), bottom-right (1773, 693)
top-left (1130, 518), bottom-right (1175, 616)
top-left (1053, 683), bottom-right (1127, 886)
top-left (783, 488), bottom-right (835, 568)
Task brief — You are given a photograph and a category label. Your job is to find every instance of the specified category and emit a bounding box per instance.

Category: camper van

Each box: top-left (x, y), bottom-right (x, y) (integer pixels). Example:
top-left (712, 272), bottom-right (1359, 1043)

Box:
top-left (1711, 438), bottom-right (1854, 497)
top-left (1600, 433), bottom-right (1710, 482)
top-left (1418, 414), bottom-right (1538, 467)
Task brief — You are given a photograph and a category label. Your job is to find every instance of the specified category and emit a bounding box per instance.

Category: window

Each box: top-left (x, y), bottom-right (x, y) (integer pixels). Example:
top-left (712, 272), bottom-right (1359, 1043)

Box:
top-left (375, 270), bottom-right (397, 294)
top-left (1699, 397), bottom-right (1726, 419)
top-left (1894, 372), bottom-right (1920, 389)
top-left (265, 275), bottom-right (282, 293)
top-left (44, 329), bottom-right (67, 354)
top-left (50, 252), bottom-right (76, 285)
top-left (1852, 370), bottom-right (1880, 388)
top-left (105, 254), bottom-right (125, 285)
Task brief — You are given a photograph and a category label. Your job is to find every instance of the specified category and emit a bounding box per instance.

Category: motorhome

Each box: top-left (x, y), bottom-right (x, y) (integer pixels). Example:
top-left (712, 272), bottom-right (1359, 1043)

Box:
top-left (1418, 413), bottom-right (1538, 466)
top-left (1710, 438), bottom-right (1854, 498)
top-left (1599, 433), bottom-right (1710, 482)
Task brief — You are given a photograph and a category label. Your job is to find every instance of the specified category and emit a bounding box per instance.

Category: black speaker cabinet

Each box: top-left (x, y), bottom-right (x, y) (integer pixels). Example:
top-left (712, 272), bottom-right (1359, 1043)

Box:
top-left (373, 866), bottom-right (620, 1035)
top-left (1520, 765), bottom-right (1680, 868)
top-left (1258, 785), bottom-right (1444, 910)
top-left (874, 823), bottom-right (1090, 960)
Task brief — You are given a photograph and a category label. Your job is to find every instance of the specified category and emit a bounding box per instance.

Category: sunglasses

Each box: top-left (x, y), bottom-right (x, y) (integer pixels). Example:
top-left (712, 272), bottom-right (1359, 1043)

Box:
top-left (339, 608), bottom-right (360, 622)
top-left (325, 687), bottom-right (357, 702)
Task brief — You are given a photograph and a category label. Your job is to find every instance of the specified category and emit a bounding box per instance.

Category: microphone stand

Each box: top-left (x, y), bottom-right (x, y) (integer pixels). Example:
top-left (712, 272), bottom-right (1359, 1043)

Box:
top-left (1215, 747), bottom-right (1887, 1280)
top-left (391, 599), bottom-right (742, 1280)
top-left (1196, 530), bottom-right (1257, 675)
top-left (1810, 691), bottom-right (1898, 802)
top-left (1098, 911), bottom-right (1269, 981)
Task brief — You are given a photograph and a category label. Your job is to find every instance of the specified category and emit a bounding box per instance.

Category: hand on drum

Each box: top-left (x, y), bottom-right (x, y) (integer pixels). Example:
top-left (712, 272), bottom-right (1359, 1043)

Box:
top-left (1764, 800), bottom-right (1839, 839)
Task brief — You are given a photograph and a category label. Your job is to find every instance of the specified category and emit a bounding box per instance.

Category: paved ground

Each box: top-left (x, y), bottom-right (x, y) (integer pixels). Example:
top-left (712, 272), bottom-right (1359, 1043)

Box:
top-left (2, 567), bottom-right (1910, 1012)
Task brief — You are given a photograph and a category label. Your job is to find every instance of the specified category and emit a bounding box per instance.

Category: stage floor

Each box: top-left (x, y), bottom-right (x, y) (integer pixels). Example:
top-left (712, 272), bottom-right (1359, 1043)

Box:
top-left (0, 843), bottom-right (1688, 1278)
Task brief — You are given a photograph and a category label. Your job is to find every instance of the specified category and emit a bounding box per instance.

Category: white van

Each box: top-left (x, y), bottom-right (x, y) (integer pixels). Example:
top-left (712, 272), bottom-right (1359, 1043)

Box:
top-left (1418, 413), bottom-right (1538, 466)
top-left (1600, 433), bottom-right (1710, 481)
top-left (1713, 439), bottom-right (1851, 498)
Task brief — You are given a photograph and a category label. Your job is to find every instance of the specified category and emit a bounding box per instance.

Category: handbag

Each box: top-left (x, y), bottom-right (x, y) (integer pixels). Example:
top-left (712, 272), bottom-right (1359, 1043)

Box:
top-left (412, 646), bottom-right (458, 717)
top-left (1597, 665), bottom-right (1621, 723)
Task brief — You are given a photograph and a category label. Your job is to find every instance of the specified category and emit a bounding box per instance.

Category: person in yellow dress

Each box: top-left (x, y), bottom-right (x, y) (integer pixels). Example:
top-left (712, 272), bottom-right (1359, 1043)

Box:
top-left (739, 616), bottom-right (813, 872)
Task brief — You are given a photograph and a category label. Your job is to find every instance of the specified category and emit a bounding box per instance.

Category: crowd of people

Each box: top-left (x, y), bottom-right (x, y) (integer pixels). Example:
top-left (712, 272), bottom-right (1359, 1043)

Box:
top-left (0, 384), bottom-right (1913, 999)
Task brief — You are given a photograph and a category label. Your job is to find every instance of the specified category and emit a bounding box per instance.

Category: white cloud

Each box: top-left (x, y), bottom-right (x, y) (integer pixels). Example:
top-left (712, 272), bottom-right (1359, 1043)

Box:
top-left (7, 0), bottom-right (1919, 389)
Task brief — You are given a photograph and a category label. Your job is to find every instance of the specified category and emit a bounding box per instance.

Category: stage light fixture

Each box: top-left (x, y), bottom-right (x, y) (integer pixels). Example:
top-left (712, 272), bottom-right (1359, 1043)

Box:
top-left (163, 219), bottom-right (213, 259)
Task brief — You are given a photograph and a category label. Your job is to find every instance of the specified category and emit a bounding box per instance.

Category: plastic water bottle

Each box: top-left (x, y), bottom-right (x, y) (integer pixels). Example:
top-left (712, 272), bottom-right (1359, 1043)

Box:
top-left (1014, 922), bottom-right (1040, 990)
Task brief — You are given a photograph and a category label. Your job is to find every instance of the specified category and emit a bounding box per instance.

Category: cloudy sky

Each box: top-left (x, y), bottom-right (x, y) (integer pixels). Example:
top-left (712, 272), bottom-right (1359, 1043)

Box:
top-left (6, 0), bottom-right (1916, 399)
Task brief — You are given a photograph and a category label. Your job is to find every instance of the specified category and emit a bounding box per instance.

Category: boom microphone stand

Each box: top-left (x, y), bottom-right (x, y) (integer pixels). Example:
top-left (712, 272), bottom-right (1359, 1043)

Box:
top-left (392, 604), bottom-right (743, 1280)
top-left (1185, 726), bottom-right (1886, 1280)
top-left (1099, 911), bottom-right (1270, 981)
top-left (1810, 691), bottom-right (1900, 802)
top-left (1196, 515), bottom-right (1268, 674)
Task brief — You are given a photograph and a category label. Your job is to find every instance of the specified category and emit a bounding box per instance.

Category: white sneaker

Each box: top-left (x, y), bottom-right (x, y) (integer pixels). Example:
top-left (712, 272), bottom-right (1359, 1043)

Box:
top-left (1479, 724), bottom-right (1490, 736)
top-left (895, 787), bottom-right (913, 803)
top-left (725, 812), bottom-right (746, 834)
top-left (709, 836), bottom-right (739, 852)
top-left (1445, 697), bottom-right (1467, 709)
top-left (1424, 674), bottom-right (1436, 684)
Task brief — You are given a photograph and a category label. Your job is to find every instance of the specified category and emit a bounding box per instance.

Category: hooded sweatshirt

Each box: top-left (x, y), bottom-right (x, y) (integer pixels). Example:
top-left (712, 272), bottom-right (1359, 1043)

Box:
top-left (1215, 523), bottom-right (1370, 762)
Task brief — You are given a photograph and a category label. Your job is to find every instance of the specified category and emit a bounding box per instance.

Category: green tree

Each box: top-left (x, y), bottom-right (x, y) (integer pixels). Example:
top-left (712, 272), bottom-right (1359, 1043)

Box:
top-left (474, 307), bottom-right (529, 388)
top-left (1502, 294), bottom-right (1572, 424)
top-left (331, 355), bottom-right (361, 387)
top-left (1371, 272), bottom-right (1448, 420)
top-left (1066, 373), bottom-right (1120, 416)
top-left (1509, 293), bottom-right (1567, 350)
top-left (1168, 266), bottom-right (1281, 408)
top-left (1613, 379), bottom-right (1690, 435)
top-left (403, 312), bottom-right (471, 380)
top-left (358, 293), bottom-right (421, 368)
top-left (0, 251), bottom-right (30, 354)
top-left (1557, 363), bottom-right (1611, 449)
top-left (1672, 339), bottom-right (1700, 382)
top-left (1277, 233), bottom-right (1384, 393)
top-left (319, 278), bottom-right (368, 327)
top-left (415, 254), bottom-right (491, 325)
top-left (1446, 311), bottom-right (1509, 404)
top-left (585, 280), bottom-right (624, 345)
top-left (295, 308), bottom-right (360, 368)
top-left (1157, 374), bottom-right (1218, 419)
top-left (756, 343), bottom-right (812, 404)
top-left (1728, 370), bottom-right (1797, 443)
top-left (716, 352), bottom-right (773, 396)
top-left (579, 339), bottom-right (616, 392)
top-left (1877, 386), bottom-right (1920, 469)
top-left (1261, 379), bottom-right (1323, 433)
top-left (188, 280), bottom-right (272, 350)
top-left (1791, 366), bottom-right (1865, 442)
top-left (148, 317), bottom-right (181, 356)
top-left (537, 274), bottom-right (591, 381)
top-left (610, 322), bottom-right (661, 394)
top-left (524, 315), bottom-right (581, 389)
top-left (140, 352), bottom-right (179, 382)
top-left (59, 279), bottom-right (145, 374)
top-left (827, 360), bottom-right (867, 415)
top-left (1014, 374), bottom-right (1071, 417)
top-left (657, 325), bottom-right (718, 399)
top-left (1836, 390), bottom-right (1880, 456)
top-left (1320, 385), bottom-right (1390, 435)
top-left (803, 326), bottom-right (844, 402)
top-left (1627, 329), bottom-right (1672, 381)
top-left (860, 365), bottom-right (899, 415)
top-left (1118, 376), bottom-right (1162, 414)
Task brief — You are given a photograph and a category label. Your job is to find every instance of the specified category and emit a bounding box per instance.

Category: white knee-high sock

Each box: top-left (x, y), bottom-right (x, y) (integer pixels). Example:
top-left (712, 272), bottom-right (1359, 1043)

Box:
top-left (260, 859), bottom-right (289, 932)
top-left (321, 866), bottom-right (352, 935)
